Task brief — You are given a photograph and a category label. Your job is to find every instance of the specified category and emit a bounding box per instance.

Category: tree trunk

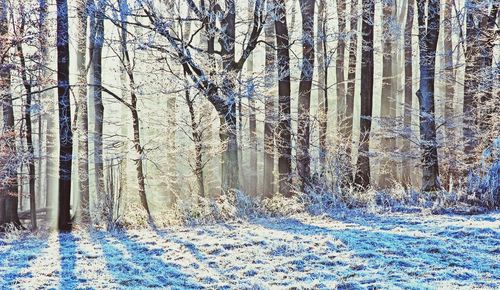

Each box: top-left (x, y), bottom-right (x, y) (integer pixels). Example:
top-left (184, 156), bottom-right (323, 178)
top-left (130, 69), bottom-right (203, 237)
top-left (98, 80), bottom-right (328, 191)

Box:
top-left (296, 0), bottom-right (315, 191)
top-left (263, 1), bottom-right (276, 197)
top-left (40, 0), bottom-right (56, 225)
top-left (16, 14), bottom-right (37, 230)
top-left (118, 1), bottom-right (151, 219)
top-left (416, 0), bottom-right (441, 192)
top-left (402, 0), bottom-right (414, 188)
top-left (218, 0), bottom-right (240, 193)
top-left (248, 63), bottom-right (257, 196)
top-left (345, 0), bottom-right (358, 167)
top-left (247, 2), bottom-right (257, 195)
top-left (165, 0), bottom-right (179, 204)
top-left (0, 0), bottom-right (21, 229)
top-left (317, 0), bottom-right (328, 171)
top-left (185, 89), bottom-right (205, 198)
top-left (219, 105), bottom-right (239, 192)
top-left (462, 0), bottom-right (480, 163)
top-left (76, 0), bottom-right (90, 224)
top-left (354, 0), bottom-right (374, 189)
top-left (441, 0), bottom-right (456, 189)
top-left (443, 0), bottom-right (455, 142)
top-left (274, 0), bottom-right (292, 197)
top-left (378, 0), bottom-right (397, 187)
top-left (57, 0), bottom-right (73, 232)
top-left (336, 0), bottom-right (346, 130)
top-left (89, 0), bottom-right (105, 219)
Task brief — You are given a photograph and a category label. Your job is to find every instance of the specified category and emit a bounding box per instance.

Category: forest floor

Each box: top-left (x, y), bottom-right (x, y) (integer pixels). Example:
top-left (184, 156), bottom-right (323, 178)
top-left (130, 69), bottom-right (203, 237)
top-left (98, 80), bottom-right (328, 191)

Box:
top-left (0, 210), bottom-right (499, 289)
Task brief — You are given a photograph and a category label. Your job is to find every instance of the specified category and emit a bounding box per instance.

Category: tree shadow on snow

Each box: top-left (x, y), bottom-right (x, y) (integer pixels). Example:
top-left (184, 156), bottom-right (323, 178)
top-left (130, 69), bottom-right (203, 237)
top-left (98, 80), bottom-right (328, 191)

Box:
top-left (91, 230), bottom-right (201, 289)
top-left (0, 235), bottom-right (48, 287)
top-left (58, 233), bottom-right (79, 289)
top-left (253, 217), bottom-right (499, 288)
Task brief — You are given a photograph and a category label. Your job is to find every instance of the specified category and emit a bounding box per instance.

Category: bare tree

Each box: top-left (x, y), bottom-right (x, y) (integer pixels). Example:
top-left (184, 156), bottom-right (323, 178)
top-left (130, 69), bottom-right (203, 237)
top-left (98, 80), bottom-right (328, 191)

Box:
top-left (345, 0), bottom-right (359, 167)
top-left (378, 0), bottom-right (398, 187)
top-left (316, 0), bottom-right (328, 170)
top-left (336, 0), bottom-right (346, 127)
top-left (16, 4), bottom-right (37, 229)
top-left (89, 0), bottom-right (105, 216)
top-left (76, 0), bottom-right (90, 223)
top-left (274, 0), bottom-right (292, 196)
top-left (296, 0), bottom-right (315, 191)
top-left (263, 0), bottom-right (276, 197)
top-left (416, 0), bottom-right (441, 192)
top-left (247, 1), bottom-right (257, 196)
top-left (57, 0), bottom-right (73, 231)
top-left (0, 0), bottom-right (21, 229)
top-left (354, 0), bottom-right (374, 189)
top-left (402, 0), bottom-right (414, 188)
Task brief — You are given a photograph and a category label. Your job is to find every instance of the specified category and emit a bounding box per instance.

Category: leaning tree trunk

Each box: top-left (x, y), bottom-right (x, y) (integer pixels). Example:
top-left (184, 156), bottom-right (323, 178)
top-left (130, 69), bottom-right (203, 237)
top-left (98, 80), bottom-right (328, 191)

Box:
top-left (57, 0), bottom-right (73, 232)
top-left (402, 0), bottom-right (414, 188)
top-left (296, 0), bottom-right (315, 192)
top-left (416, 0), bottom-right (441, 192)
top-left (263, 0), bottom-right (276, 197)
top-left (76, 0), bottom-right (90, 224)
top-left (274, 0), bottom-right (292, 197)
top-left (354, 0), bottom-right (375, 189)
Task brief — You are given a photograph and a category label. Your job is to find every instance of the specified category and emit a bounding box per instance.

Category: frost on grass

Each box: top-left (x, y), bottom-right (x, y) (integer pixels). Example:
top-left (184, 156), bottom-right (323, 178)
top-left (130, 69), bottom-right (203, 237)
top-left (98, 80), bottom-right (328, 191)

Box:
top-left (0, 211), bottom-right (499, 289)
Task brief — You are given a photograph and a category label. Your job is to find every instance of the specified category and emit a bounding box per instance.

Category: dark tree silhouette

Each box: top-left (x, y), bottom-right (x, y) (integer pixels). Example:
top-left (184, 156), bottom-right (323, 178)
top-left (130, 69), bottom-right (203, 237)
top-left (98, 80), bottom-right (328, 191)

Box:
top-left (354, 0), bottom-right (375, 189)
top-left (57, 0), bottom-right (73, 231)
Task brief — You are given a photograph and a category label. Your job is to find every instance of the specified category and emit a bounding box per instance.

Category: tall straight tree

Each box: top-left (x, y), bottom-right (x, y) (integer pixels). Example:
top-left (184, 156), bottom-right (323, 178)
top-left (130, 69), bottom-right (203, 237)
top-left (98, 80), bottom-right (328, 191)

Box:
top-left (402, 0), bottom-right (414, 187)
top-left (345, 0), bottom-right (358, 162)
top-left (247, 2), bottom-right (257, 195)
top-left (379, 0), bottom-right (397, 186)
top-left (76, 0), bottom-right (90, 223)
top-left (89, 0), bottom-right (105, 214)
top-left (57, 0), bottom-right (73, 231)
top-left (40, 0), bottom-right (56, 222)
top-left (296, 0), bottom-right (315, 191)
top-left (274, 0), bottom-right (292, 196)
top-left (0, 0), bottom-right (21, 229)
top-left (263, 0), bottom-right (276, 197)
top-left (316, 0), bottom-right (328, 170)
top-left (441, 0), bottom-right (456, 188)
top-left (336, 0), bottom-right (346, 128)
top-left (354, 0), bottom-right (375, 189)
top-left (416, 0), bottom-right (441, 192)
top-left (442, 0), bottom-right (455, 141)
top-left (16, 5), bottom-right (37, 229)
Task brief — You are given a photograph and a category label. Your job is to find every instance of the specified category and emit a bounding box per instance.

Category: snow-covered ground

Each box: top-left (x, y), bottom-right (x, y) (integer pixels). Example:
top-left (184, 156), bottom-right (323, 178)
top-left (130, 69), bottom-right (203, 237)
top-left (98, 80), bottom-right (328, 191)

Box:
top-left (1, 210), bottom-right (499, 289)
